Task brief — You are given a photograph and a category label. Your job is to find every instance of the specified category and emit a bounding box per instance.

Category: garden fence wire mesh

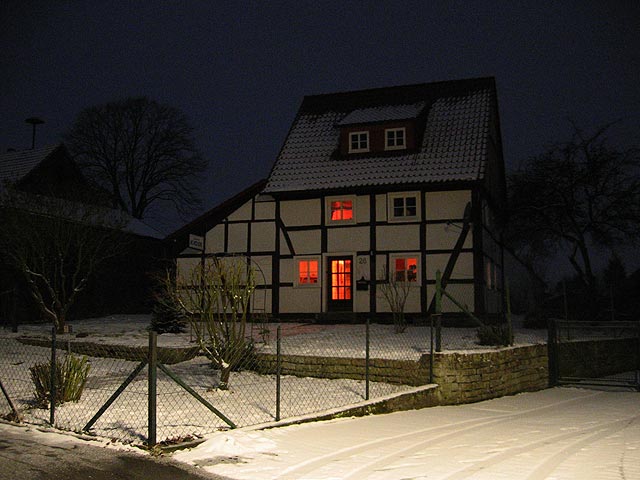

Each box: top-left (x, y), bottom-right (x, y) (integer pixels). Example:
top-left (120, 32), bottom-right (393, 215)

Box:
top-left (0, 319), bottom-right (443, 446)
top-left (0, 311), bottom-right (532, 446)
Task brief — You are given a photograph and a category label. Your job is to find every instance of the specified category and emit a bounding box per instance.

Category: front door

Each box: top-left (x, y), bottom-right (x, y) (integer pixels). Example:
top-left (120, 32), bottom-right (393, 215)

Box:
top-left (327, 256), bottom-right (353, 312)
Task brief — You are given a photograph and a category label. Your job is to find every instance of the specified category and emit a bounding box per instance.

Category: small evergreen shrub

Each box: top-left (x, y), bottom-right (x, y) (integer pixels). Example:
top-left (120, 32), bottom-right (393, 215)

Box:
top-left (30, 354), bottom-right (90, 407)
top-left (476, 324), bottom-right (512, 347)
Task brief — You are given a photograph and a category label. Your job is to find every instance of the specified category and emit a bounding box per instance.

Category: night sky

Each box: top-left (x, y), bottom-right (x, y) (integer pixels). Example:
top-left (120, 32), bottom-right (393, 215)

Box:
top-left (2, 2), bottom-right (639, 235)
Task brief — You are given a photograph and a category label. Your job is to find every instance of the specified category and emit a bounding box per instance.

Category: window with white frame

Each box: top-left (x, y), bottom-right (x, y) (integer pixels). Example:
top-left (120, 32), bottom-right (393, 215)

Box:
top-left (327, 196), bottom-right (356, 224)
top-left (388, 192), bottom-right (419, 221)
top-left (297, 257), bottom-right (320, 286)
top-left (385, 127), bottom-right (406, 150)
top-left (349, 131), bottom-right (369, 153)
top-left (390, 255), bottom-right (419, 283)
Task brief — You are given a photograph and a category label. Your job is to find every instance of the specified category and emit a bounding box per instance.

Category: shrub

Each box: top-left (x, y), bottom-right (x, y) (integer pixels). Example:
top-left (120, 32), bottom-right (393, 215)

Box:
top-left (476, 324), bottom-right (512, 347)
top-left (30, 354), bottom-right (90, 407)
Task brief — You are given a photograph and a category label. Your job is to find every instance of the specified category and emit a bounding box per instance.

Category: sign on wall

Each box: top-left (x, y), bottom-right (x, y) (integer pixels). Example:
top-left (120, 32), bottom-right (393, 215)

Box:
top-left (189, 234), bottom-right (204, 251)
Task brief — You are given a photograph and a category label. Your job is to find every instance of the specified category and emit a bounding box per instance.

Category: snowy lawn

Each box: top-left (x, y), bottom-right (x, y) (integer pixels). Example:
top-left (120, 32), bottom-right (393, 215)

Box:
top-left (0, 314), bottom-right (548, 444)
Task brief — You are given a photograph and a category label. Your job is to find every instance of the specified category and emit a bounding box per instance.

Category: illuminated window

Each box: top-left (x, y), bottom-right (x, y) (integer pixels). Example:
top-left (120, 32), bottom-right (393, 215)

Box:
top-left (330, 200), bottom-right (353, 221)
top-left (349, 131), bottom-right (369, 153)
top-left (392, 256), bottom-right (418, 282)
top-left (389, 193), bottom-right (419, 221)
top-left (298, 258), bottom-right (319, 286)
top-left (385, 128), bottom-right (406, 150)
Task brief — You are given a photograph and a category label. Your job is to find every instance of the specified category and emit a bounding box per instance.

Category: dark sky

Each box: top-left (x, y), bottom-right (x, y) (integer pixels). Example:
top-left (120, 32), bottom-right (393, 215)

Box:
top-left (2, 1), bottom-right (639, 235)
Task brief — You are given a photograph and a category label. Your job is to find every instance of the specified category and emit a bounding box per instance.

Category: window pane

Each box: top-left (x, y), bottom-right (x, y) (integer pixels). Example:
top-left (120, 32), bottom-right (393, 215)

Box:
top-left (407, 258), bottom-right (417, 282)
top-left (299, 260), bottom-right (308, 284)
top-left (309, 260), bottom-right (318, 284)
top-left (342, 201), bottom-right (353, 220)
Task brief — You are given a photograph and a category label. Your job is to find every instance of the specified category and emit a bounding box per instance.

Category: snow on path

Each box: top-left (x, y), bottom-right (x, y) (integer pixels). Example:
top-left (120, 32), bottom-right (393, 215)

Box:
top-left (175, 387), bottom-right (640, 480)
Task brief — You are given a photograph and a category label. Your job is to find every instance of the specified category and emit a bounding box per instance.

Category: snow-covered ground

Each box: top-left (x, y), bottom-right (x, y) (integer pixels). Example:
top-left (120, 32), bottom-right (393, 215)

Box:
top-left (0, 314), bottom-right (548, 444)
top-left (174, 387), bottom-right (640, 480)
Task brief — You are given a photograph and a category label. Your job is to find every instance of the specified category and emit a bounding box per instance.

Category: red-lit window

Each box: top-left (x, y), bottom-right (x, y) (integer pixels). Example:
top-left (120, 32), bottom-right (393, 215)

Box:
top-left (330, 200), bottom-right (353, 221)
top-left (331, 259), bottom-right (352, 300)
top-left (393, 257), bottom-right (418, 282)
top-left (298, 259), bottom-right (319, 285)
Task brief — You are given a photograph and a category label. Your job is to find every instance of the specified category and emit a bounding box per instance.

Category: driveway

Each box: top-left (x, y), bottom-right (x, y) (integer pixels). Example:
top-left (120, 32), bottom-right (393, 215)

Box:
top-left (176, 387), bottom-right (640, 479)
top-left (0, 422), bottom-right (224, 480)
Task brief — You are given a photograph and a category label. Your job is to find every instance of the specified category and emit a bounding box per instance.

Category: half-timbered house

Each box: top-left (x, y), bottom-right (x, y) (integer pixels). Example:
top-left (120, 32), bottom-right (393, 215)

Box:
top-left (171, 77), bottom-right (506, 320)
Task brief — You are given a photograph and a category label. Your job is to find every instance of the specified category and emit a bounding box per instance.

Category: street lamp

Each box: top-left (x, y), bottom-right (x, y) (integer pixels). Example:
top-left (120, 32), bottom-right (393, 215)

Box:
top-left (25, 117), bottom-right (45, 149)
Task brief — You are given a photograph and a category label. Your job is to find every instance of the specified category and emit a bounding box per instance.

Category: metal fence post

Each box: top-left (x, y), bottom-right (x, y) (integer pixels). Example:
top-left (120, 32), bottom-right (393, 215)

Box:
top-left (429, 314), bottom-right (434, 384)
top-left (148, 330), bottom-right (157, 447)
top-left (365, 319), bottom-right (370, 401)
top-left (49, 327), bottom-right (57, 425)
top-left (276, 325), bottom-right (281, 422)
top-left (435, 270), bottom-right (442, 353)
top-left (547, 318), bottom-right (558, 387)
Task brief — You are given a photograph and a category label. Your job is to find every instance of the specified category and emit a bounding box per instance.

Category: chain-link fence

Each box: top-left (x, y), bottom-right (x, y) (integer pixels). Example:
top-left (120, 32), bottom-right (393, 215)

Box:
top-left (0, 319), bottom-right (435, 446)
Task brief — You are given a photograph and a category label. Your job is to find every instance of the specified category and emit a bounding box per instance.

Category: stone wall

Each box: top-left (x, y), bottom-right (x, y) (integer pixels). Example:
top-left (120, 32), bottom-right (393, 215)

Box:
top-left (431, 344), bottom-right (549, 405)
top-left (254, 343), bottom-right (550, 406)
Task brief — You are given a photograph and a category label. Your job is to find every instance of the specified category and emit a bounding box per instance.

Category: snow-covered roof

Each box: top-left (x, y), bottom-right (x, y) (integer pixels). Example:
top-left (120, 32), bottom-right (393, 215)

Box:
top-left (264, 77), bottom-right (497, 193)
top-left (0, 144), bottom-right (61, 185)
top-left (336, 102), bottom-right (426, 126)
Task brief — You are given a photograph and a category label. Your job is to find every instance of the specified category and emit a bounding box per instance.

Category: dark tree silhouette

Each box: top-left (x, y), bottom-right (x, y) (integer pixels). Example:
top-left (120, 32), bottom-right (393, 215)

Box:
top-left (0, 189), bottom-right (126, 332)
top-left (507, 123), bottom-right (640, 316)
top-left (65, 97), bottom-right (206, 220)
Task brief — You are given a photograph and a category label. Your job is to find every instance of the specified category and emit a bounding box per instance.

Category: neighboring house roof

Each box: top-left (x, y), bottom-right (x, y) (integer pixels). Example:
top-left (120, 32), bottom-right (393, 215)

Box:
top-left (264, 77), bottom-right (498, 194)
top-left (0, 188), bottom-right (163, 241)
top-left (0, 144), bottom-right (61, 186)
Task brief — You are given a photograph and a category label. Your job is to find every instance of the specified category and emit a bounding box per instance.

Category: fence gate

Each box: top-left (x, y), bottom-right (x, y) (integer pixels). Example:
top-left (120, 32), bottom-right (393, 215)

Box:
top-left (549, 319), bottom-right (640, 390)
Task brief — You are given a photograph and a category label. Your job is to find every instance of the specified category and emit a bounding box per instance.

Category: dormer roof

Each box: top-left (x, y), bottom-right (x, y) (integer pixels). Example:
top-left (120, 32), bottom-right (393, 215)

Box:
top-left (336, 101), bottom-right (426, 126)
top-left (264, 77), bottom-right (500, 194)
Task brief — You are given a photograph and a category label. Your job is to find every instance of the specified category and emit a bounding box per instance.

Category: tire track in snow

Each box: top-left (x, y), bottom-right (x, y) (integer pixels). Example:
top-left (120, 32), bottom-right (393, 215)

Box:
top-left (440, 414), bottom-right (640, 480)
top-left (275, 390), bottom-right (604, 479)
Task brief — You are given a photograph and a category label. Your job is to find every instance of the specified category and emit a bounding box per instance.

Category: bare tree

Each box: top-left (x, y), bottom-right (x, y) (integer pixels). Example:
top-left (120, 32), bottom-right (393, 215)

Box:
top-left (168, 256), bottom-right (256, 390)
top-left (378, 267), bottom-right (412, 333)
top-left (507, 123), bottom-right (640, 316)
top-left (0, 189), bottom-right (126, 332)
top-left (65, 97), bottom-right (207, 220)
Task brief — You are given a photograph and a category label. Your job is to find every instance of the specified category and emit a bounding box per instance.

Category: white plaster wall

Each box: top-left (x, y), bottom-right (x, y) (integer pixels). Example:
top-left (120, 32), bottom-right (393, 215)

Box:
top-left (426, 283), bottom-right (475, 313)
top-left (375, 194), bottom-right (387, 221)
top-left (327, 226), bottom-right (369, 252)
top-left (250, 255), bottom-right (272, 285)
top-left (227, 223), bottom-right (248, 253)
top-left (280, 257), bottom-right (293, 284)
top-left (426, 223), bottom-right (473, 250)
top-left (227, 200), bottom-right (252, 221)
top-left (280, 286), bottom-right (322, 313)
top-left (425, 252), bottom-right (474, 281)
top-left (375, 254), bottom-right (387, 280)
top-left (377, 224), bottom-right (420, 251)
top-left (205, 225), bottom-right (225, 253)
top-left (251, 288), bottom-right (272, 314)
top-left (288, 229), bottom-right (321, 255)
top-left (280, 231), bottom-right (292, 255)
top-left (281, 199), bottom-right (321, 226)
top-left (425, 190), bottom-right (471, 220)
top-left (254, 200), bottom-right (275, 220)
top-left (176, 257), bottom-right (200, 283)
top-left (251, 222), bottom-right (276, 252)
top-left (355, 195), bottom-right (370, 223)
top-left (375, 286), bottom-right (421, 313)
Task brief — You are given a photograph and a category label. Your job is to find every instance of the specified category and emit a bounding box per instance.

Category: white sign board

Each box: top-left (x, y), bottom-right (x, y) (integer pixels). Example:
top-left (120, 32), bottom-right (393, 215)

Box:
top-left (188, 234), bottom-right (205, 251)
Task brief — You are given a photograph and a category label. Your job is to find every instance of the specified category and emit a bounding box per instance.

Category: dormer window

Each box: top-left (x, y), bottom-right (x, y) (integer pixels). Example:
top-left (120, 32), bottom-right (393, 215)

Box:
top-left (385, 128), bottom-right (406, 150)
top-left (349, 131), bottom-right (369, 153)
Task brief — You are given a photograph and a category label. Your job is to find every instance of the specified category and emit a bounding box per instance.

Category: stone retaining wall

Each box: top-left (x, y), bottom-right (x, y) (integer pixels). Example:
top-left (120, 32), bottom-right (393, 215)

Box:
top-left (431, 344), bottom-right (549, 405)
top-left (254, 343), bottom-right (550, 405)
